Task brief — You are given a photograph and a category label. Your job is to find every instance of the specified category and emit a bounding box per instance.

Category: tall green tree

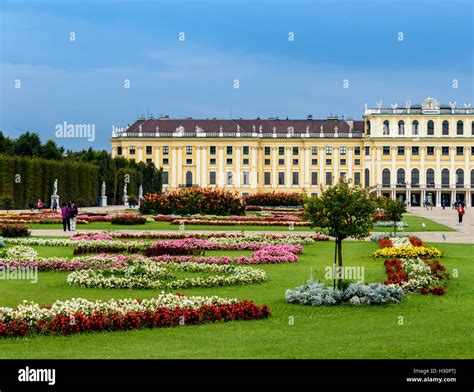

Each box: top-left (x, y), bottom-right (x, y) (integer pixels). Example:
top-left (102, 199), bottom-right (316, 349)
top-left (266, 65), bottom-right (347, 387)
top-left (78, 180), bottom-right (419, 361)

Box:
top-left (13, 132), bottom-right (42, 157)
top-left (304, 180), bottom-right (376, 289)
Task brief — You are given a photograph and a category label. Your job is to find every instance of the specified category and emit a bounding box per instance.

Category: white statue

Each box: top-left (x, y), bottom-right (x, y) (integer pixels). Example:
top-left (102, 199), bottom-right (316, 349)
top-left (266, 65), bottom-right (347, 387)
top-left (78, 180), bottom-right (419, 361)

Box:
top-left (138, 185), bottom-right (143, 200)
top-left (100, 181), bottom-right (107, 207)
top-left (53, 179), bottom-right (58, 196)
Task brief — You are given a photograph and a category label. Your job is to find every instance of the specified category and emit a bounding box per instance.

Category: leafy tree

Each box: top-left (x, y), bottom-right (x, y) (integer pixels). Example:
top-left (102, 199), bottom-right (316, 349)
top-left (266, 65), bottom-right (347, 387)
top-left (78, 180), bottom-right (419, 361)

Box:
top-left (378, 197), bottom-right (407, 234)
top-left (13, 132), bottom-right (42, 157)
top-left (1, 196), bottom-right (13, 211)
top-left (0, 132), bottom-right (14, 155)
top-left (41, 140), bottom-right (64, 160)
top-left (304, 180), bottom-right (376, 289)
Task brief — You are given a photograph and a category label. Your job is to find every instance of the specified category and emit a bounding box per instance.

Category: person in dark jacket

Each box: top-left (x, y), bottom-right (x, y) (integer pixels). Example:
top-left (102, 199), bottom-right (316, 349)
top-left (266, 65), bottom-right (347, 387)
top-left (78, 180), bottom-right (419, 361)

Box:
top-left (61, 202), bottom-right (70, 232)
top-left (69, 201), bottom-right (78, 231)
top-left (29, 199), bottom-right (35, 211)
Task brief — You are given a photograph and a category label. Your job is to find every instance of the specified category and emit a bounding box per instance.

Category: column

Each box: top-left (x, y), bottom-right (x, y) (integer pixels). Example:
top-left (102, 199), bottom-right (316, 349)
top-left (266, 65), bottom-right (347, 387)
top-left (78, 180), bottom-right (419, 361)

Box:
top-left (201, 147), bottom-right (207, 187)
top-left (251, 147), bottom-right (258, 188)
top-left (195, 146), bottom-right (201, 186)
top-left (391, 146), bottom-right (397, 188)
top-left (272, 147), bottom-right (277, 187)
top-left (348, 147), bottom-right (353, 184)
top-left (420, 147), bottom-right (426, 187)
top-left (218, 146), bottom-right (225, 187)
top-left (319, 147), bottom-right (324, 190)
top-left (304, 147), bottom-right (310, 188)
top-left (450, 146), bottom-right (456, 189)
top-left (235, 147), bottom-right (241, 188)
top-left (137, 146), bottom-right (143, 162)
top-left (154, 147), bottom-right (160, 168)
top-left (285, 147), bottom-right (291, 189)
top-left (333, 147), bottom-right (339, 183)
top-left (435, 147), bottom-right (441, 206)
top-left (171, 147), bottom-right (177, 188)
top-left (177, 147), bottom-right (183, 186)
top-left (376, 147), bottom-right (382, 188)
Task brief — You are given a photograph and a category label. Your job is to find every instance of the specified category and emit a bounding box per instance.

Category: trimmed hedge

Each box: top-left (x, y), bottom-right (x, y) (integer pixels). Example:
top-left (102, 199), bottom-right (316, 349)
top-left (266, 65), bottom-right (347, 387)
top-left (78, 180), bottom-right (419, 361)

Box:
top-left (110, 214), bottom-right (147, 225)
top-left (0, 155), bottom-right (99, 209)
top-left (1, 224), bottom-right (31, 238)
top-left (245, 192), bottom-right (304, 207)
top-left (140, 187), bottom-right (245, 216)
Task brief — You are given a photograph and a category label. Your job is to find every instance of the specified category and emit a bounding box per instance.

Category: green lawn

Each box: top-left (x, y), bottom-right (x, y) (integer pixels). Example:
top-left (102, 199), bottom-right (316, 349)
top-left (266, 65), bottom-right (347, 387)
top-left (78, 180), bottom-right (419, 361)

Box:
top-left (0, 240), bottom-right (472, 359)
top-left (26, 213), bottom-right (454, 232)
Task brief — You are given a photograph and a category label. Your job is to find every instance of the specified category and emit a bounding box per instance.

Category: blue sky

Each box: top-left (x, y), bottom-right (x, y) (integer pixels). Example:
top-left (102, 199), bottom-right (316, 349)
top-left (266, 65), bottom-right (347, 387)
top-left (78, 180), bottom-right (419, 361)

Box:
top-left (0, 0), bottom-right (472, 150)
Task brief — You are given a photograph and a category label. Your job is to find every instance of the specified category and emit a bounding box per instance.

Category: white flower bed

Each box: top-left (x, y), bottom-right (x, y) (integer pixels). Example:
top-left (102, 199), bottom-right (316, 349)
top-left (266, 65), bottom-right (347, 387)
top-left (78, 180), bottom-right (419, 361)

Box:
top-left (66, 261), bottom-right (267, 290)
top-left (399, 258), bottom-right (437, 292)
top-left (3, 246), bottom-right (39, 262)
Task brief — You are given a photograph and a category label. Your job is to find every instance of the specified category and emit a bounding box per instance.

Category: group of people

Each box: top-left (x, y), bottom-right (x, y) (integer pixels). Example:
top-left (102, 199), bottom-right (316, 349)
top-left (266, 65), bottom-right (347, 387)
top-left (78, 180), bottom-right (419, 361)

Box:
top-left (60, 201), bottom-right (78, 232)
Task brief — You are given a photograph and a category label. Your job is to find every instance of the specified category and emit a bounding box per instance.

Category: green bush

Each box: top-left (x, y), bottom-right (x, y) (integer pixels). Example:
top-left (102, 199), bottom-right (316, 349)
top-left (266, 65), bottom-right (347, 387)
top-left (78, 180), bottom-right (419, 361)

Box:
top-left (245, 192), bottom-right (304, 207)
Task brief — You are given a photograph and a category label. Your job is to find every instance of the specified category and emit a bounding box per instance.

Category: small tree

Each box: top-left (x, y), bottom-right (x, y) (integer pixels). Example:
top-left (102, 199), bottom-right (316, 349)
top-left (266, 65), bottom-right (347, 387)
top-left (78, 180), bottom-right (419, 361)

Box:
top-left (304, 180), bottom-right (376, 289)
top-left (381, 198), bottom-right (407, 234)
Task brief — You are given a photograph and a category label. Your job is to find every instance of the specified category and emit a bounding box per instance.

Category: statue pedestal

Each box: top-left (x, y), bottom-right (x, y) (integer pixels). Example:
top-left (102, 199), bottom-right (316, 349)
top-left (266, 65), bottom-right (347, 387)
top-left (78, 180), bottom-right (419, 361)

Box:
top-left (100, 196), bottom-right (107, 207)
top-left (50, 195), bottom-right (60, 209)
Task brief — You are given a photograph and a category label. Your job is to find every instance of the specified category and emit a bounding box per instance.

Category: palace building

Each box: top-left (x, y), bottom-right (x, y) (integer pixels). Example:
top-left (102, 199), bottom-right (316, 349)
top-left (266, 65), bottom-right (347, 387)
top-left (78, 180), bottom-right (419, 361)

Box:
top-left (111, 97), bottom-right (474, 207)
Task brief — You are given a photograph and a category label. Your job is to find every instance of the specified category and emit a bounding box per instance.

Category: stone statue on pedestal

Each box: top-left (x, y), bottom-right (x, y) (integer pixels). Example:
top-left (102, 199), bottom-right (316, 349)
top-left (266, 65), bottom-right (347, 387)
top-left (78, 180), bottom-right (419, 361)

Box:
top-left (100, 181), bottom-right (107, 207)
top-left (50, 179), bottom-right (60, 209)
top-left (123, 182), bottom-right (128, 206)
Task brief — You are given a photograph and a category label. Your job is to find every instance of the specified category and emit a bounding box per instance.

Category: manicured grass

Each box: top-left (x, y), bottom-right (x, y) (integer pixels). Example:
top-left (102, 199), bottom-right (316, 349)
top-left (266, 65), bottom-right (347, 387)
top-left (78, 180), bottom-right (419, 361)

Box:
top-left (26, 213), bottom-right (453, 232)
top-left (0, 240), bottom-right (472, 359)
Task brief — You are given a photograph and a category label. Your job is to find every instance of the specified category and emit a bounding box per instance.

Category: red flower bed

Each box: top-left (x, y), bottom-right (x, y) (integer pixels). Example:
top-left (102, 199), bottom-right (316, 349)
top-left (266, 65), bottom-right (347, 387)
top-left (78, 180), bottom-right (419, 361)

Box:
top-left (383, 259), bottom-right (409, 285)
top-left (408, 236), bottom-right (424, 247)
top-left (0, 301), bottom-right (271, 337)
top-left (377, 238), bottom-right (394, 249)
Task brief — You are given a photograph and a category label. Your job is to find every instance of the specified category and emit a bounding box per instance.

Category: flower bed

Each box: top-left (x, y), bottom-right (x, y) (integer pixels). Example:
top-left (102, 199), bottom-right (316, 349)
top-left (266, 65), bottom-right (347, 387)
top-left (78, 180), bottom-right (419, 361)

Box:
top-left (110, 214), bottom-right (147, 225)
top-left (0, 294), bottom-right (271, 337)
top-left (140, 188), bottom-right (245, 215)
top-left (374, 221), bottom-right (408, 228)
top-left (285, 280), bottom-right (405, 306)
top-left (66, 261), bottom-right (267, 290)
top-left (373, 246), bottom-right (441, 259)
top-left (168, 218), bottom-right (308, 227)
top-left (376, 236), bottom-right (423, 249)
top-left (383, 258), bottom-right (449, 295)
top-left (1, 224), bottom-right (31, 238)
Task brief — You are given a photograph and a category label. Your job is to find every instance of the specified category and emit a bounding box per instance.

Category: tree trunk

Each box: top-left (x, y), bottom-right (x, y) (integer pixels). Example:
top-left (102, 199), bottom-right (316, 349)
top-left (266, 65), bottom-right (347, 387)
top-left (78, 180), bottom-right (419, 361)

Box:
top-left (337, 238), bottom-right (343, 290)
top-left (394, 220), bottom-right (397, 234)
top-left (333, 239), bottom-right (338, 289)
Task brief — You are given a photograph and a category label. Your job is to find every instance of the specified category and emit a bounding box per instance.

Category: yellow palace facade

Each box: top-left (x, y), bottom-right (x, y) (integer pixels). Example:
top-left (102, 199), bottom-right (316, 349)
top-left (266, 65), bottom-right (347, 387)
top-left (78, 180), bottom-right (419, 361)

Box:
top-left (111, 97), bottom-right (474, 207)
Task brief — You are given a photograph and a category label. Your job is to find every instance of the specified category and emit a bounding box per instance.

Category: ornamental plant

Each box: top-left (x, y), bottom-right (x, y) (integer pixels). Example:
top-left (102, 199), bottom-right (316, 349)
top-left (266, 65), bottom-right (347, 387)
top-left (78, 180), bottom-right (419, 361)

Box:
top-left (1, 224), bottom-right (30, 238)
top-left (110, 214), bottom-right (147, 225)
top-left (373, 246), bottom-right (441, 260)
top-left (244, 192), bottom-right (304, 207)
top-left (304, 180), bottom-right (376, 289)
top-left (140, 188), bottom-right (245, 216)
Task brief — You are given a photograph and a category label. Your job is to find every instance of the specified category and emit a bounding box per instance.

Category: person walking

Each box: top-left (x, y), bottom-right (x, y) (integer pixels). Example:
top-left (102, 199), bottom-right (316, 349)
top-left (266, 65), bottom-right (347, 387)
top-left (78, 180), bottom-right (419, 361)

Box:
top-left (37, 199), bottom-right (44, 212)
top-left (61, 202), bottom-right (70, 231)
top-left (70, 201), bottom-right (78, 231)
top-left (457, 205), bottom-right (465, 224)
top-left (52, 199), bottom-right (58, 212)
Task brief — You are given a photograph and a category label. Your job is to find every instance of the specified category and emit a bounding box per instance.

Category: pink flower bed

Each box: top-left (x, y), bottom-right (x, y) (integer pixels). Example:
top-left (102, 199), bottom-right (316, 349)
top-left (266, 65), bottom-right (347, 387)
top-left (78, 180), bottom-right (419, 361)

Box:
top-left (70, 233), bottom-right (114, 241)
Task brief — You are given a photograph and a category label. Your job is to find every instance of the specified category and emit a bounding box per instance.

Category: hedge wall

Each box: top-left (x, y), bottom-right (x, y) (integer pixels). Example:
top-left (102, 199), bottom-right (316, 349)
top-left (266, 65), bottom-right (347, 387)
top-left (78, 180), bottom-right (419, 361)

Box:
top-left (0, 155), bottom-right (99, 208)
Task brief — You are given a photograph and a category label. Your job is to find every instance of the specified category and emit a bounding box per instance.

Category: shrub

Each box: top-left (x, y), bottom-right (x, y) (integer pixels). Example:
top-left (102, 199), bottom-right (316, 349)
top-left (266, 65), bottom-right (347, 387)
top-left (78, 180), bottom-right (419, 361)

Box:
top-left (245, 192), bottom-right (304, 207)
top-left (1, 196), bottom-right (14, 211)
top-left (285, 280), bottom-right (405, 306)
top-left (140, 188), bottom-right (245, 216)
top-left (1, 224), bottom-right (31, 238)
top-left (110, 214), bottom-right (147, 225)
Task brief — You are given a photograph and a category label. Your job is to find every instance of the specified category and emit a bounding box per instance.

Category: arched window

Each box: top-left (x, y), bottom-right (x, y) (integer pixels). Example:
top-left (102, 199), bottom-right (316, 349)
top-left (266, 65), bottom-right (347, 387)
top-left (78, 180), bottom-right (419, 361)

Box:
top-left (457, 120), bottom-right (464, 135)
top-left (441, 169), bottom-right (450, 188)
top-left (366, 121), bottom-right (371, 135)
top-left (426, 169), bottom-right (435, 188)
top-left (412, 120), bottom-right (419, 135)
top-left (471, 169), bottom-right (474, 188)
top-left (397, 169), bottom-right (405, 187)
top-left (427, 120), bottom-right (434, 136)
top-left (383, 120), bottom-right (390, 136)
top-left (364, 168), bottom-right (370, 187)
top-left (185, 171), bottom-right (193, 187)
top-left (382, 169), bottom-right (390, 187)
top-left (411, 168), bottom-right (419, 187)
top-left (456, 169), bottom-right (464, 188)
top-left (398, 120), bottom-right (405, 135)
top-left (442, 120), bottom-right (449, 135)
